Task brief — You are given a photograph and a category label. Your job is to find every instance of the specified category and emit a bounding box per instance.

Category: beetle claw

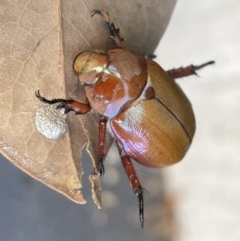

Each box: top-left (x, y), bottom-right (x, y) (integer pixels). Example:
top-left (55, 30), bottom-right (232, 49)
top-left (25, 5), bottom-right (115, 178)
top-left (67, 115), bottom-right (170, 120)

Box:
top-left (91, 163), bottom-right (104, 178)
top-left (97, 154), bottom-right (105, 177)
top-left (193, 60), bottom-right (215, 71)
top-left (98, 161), bottom-right (105, 177)
top-left (138, 190), bottom-right (144, 228)
top-left (56, 102), bottom-right (70, 114)
top-left (91, 9), bottom-right (103, 18)
top-left (56, 102), bottom-right (66, 109)
top-left (192, 61), bottom-right (215, 78)
top-left (35, 90), bottom-right (50, 104)
top-left (91, 9), bottom-right (124, 49)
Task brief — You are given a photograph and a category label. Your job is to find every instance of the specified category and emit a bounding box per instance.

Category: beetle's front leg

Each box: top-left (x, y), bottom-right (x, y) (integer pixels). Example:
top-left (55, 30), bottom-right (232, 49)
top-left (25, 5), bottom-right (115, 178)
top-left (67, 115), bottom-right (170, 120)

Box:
top-left (91, 9), bottom-right (125, 49)
top-left (117, 143), bottom-right (144, 228)
top-left (35, 90), bottom-right (91, 115)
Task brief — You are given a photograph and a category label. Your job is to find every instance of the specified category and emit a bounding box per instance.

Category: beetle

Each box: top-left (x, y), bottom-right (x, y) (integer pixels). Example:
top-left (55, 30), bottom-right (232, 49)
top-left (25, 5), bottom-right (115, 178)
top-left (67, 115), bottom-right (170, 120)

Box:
top-left (36, 10), bottom-right (214, 227)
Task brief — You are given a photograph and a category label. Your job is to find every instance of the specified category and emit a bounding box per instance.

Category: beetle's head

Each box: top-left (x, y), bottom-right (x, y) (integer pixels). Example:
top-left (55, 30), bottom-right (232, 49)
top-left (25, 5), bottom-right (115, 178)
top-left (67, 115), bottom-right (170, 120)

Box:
top-left (73, 51), bottom-right (109, 85)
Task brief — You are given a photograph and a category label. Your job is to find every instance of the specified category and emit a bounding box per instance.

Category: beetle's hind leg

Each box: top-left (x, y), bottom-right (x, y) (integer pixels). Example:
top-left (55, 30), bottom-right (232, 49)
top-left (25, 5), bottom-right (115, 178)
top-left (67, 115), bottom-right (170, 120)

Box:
top-left (117, 142), bottom-right (144, 228)
top-left (35, 90), bottom-right (91, 115)
top-left (166, 60), bottom-right (215, 79)
top-left (91, 10), bottom-right (125, 49)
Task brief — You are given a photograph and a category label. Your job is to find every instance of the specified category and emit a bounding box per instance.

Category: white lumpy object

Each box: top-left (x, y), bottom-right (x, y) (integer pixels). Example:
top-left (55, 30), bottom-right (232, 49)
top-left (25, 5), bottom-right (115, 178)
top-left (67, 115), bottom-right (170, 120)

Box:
top-left (35, 104), bottom-right (68, 139)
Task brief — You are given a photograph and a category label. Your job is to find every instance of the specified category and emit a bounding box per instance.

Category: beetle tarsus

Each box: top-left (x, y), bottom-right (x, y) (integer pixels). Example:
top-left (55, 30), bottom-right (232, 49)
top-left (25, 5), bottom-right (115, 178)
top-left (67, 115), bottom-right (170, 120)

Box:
top-left (97, 117), bottom-right (107, 177)
top-left (193, 60), bottom-right (215, 71)
top-left (91, 9), bottom-right (125, 49)
top-left (99, 161), bottom-right (105, 178)
top-left (138, 189), bottom-right (144, 228)
top-left (35, 90), bottom-right (67, 105)
top-left (36, 90), bottom-right (91, 115)
top-left (166, 60), bottom-right (215, 79)
top-left (97, 154), bottom-right (105, 177)
top-left (91, 10), bottom-right (112, 35)
top-left (91, 162), bottom-right (104, 177)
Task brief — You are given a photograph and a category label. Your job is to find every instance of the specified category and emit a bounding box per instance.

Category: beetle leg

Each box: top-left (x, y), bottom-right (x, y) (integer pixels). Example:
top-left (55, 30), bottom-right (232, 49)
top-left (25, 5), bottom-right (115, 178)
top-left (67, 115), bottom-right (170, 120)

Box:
top-left (166, 60), bottom-right (215, 79)
top-left (91, 9), bottom-right (125, 49)
top-left (97, 116), bottom-right (107, 177)
top-left (145, 54), bottom-right (156, 60)
top-left (35, 90), bottom-right (91, 115)
top-left (117, 143), bottom-right (144, 227)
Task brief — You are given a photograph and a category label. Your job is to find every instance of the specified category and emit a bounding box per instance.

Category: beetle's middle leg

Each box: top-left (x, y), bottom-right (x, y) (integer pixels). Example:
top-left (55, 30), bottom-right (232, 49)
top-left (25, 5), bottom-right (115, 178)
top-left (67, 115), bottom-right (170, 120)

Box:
top-left (117, 142), bottom-right (144, 228)
top-left (166, 60), bottom-right (215, 79)
top-left (35, 90), bottom-right (91, 115)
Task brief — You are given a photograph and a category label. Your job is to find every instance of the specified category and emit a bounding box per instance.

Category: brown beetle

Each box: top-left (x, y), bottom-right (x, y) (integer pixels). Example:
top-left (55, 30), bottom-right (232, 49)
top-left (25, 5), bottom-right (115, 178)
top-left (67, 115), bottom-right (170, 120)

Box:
top-left (36, 10), bottom-right (214, 227)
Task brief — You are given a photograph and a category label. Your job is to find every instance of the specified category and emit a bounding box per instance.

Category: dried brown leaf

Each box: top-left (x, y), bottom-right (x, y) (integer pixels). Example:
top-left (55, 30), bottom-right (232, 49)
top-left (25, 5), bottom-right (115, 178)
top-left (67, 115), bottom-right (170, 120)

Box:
top-left (0, 0), bottom-right (177, 206)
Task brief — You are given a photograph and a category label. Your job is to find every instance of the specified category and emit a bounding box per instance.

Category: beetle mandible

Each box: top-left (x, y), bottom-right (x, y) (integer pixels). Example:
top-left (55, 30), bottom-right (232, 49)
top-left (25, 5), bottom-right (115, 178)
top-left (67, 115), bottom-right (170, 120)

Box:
top-left (36, 10), bottom-right (214, 227)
